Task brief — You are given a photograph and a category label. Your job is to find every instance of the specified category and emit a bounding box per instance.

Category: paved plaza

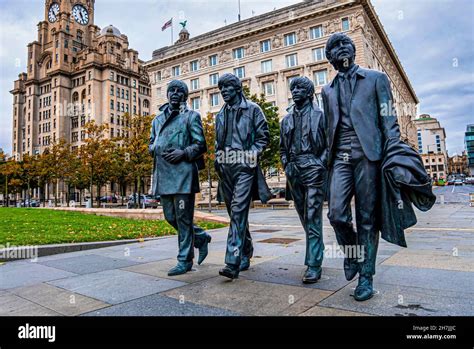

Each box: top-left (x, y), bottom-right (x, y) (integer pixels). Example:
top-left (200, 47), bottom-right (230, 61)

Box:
top-left (1, 187), bottom-right (473, 316)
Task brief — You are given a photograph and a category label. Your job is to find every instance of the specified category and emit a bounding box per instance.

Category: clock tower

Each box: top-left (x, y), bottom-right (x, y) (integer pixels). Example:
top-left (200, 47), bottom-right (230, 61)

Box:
top-left (11, 0), bottom-right (151, 176)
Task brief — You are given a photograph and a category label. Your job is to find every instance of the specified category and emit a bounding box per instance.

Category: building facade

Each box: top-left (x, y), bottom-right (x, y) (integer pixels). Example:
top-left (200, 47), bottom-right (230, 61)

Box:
top-left (10, 0), bottom-right (151, 161)
top-left (447, 152), bottom-right (468, 177)
top-left (414, 114), bottom-right (448, 180)
top-left (466, 124), bottom-right (474, 176)
top-left (146, 0), bottom-right (418, 149)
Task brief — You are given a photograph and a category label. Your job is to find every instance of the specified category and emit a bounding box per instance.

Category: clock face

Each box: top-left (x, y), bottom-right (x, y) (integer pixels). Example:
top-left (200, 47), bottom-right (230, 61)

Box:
top-left (48, 3), bottom-right (60, 23)
top-left (72, 4), bottom-right (89, 25)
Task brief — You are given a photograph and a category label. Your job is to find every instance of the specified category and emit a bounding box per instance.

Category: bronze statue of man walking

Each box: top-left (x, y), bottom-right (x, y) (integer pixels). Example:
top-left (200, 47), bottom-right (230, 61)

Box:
top-left (322, 33), bottom-right (403, 301)
top-left (149, 80), bottom-right (211, 276)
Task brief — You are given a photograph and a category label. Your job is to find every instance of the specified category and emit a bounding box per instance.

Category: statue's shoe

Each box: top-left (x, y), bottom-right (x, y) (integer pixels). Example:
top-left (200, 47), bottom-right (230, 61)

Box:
top-left (197, 233), bottom-right (212, 265)
top-left (239, 256), bottom-right (250, 271)
top-left (344, 257), bottom-right (360, 281)
top-left (167, 262), bottom-right (193, 276)
top-left (354, 275), bottom-right (374, 301)
top-left (302, 266), bottom-right (322, 284)
top-left (219, 265), bottom-right (239, 279)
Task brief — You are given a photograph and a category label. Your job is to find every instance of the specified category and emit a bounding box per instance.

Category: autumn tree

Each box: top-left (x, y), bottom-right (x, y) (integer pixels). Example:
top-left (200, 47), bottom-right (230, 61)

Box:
top-left (79, 120), bottom-right (114, 208)
top-left (119, 113), bottom-right (154, 208)
top-left (199, 112), bottom-right (219, 211)
top-left (243, 86), bottom-right (281, 175)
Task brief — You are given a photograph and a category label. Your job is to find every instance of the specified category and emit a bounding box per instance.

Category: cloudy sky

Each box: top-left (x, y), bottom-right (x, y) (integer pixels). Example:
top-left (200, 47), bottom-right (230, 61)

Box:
top-left (0, 0), bottom-right (473, 155)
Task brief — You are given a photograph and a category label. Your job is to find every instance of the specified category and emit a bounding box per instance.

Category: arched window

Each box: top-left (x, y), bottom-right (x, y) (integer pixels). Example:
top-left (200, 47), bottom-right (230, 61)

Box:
top-left (143, 99), bottom-right (149, 109)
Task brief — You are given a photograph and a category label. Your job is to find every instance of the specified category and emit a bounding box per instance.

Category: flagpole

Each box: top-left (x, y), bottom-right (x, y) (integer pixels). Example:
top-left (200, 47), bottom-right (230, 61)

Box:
top-left (171, 18), bottom-right (173, 45)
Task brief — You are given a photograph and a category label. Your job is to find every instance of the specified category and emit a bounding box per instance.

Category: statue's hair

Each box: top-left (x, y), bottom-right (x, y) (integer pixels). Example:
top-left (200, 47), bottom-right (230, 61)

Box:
top-left (218, 73), bottom-right (242, 92)
top-left (167, 80), bottom-right (189, 101)
top-left (325, 32), bottom-right (356, 62)
top-left (289, 76), bottom-right (315, 100)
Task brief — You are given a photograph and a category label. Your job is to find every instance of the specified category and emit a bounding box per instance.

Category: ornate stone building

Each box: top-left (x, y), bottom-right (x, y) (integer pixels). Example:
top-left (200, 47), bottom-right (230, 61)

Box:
top-left (11, 0), bottom-right (151, 161)
top-left (414, 115), bottom-right (448, 180)
top-left (146, 0), bottom-right (418, 149)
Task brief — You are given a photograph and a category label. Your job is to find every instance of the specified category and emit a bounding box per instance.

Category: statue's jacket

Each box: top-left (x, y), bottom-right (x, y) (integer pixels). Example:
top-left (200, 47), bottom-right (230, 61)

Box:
top-left (214, 96), bottom-right (272, 203)
top-left (279, 102), bottom-right (328, 201)
top-left (149, 103), bottom-right (207, 196)
top-left (321, 66), bottom-right (401, 165)
top-left (380, 137), bottom-right (436, 247)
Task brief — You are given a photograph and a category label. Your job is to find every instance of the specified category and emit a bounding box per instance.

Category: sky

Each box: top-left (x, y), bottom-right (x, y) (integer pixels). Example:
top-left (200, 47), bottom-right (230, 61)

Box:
top-left (0, 0), bottom-right (473, 155)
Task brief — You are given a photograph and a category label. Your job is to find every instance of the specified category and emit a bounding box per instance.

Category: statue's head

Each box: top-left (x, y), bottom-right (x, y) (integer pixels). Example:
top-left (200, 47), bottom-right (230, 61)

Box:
top-left (290, 77), bottom-right (315, 105)
top-left (167, 80), bottom-right (188, 109)
top-left (218, 73), bottom-right (243, 104)
top-left (325, 32), bottom-right (356, 71)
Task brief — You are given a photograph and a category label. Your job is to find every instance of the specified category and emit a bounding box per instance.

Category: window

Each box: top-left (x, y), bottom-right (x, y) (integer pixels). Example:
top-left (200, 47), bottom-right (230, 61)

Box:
top-left (261, 59), bottom-right (272, 73)
top-left (313, 69), bottom-right (328, 86)
top-left (233, 47), bottom-right (244, 60)
top-left (286, 53), bottom-right (298, 68)
top-left (262, 82), bottom-right (274, 96)
top-left (342, 17), bottom-right (350, 31)
top-left (209, 73), bottom-right (219, 86)
top-left (191, 97), bottom-right (201, 110)
top-left (260, 39), bottom-right (271, 53)
top-left (234, 67), bottom-right (245, 79)
top-left (64, 40), bottom-right (68, 48)
top-left (313, 47), bottom-right (325, 62)
top-left (209, 54), bottom-right (218, 66)
top-left (284, 32), bottom-right (297, 46)
top-left (190, 78), bottom-right (200, 91)
top-left (154, 71), bottom-right (162, 82)
top-left (315, 93), bottom-right (324, 109)
top-left (190, 60), bottom-right (199, 72)
top-left (110, 85), bottom-right (114, 96)
top-left (110, 71), bottom-right (115, 80)
top-left (110, 100), bottom-right (114, 110)
top-left (172, 66), bottom-right (180, 77)
top-left (310, 25), bottom-right (323, 39)
top-left (210, 93), bottom-right (220, 107)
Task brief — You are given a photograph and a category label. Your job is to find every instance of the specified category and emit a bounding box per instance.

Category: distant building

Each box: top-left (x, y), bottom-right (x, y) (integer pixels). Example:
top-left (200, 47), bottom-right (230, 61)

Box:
top-left (146, 0), bottom-right (419, 149)
top-left (414, 114), bottom-right (448, 180)
top-left (448, 152), bottom-right (468, 176)
top-left (10, 0), bottom-right (151, 162)
top-left (466, 124), bottom-right (474, 176)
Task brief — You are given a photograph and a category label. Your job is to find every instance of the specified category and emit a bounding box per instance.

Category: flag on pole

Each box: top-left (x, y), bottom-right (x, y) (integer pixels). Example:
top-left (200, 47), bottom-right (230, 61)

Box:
top-left (162, 18), bottom-right (173, 31)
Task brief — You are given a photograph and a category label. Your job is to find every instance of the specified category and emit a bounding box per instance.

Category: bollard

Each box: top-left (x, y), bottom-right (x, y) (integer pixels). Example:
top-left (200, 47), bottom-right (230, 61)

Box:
top-left (440, 194), bottom-right (445, 205)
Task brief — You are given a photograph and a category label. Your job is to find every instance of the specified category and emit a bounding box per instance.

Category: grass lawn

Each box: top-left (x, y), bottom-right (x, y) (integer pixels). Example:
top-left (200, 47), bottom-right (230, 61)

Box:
top-left (0, 208), bottom-right (226, 246)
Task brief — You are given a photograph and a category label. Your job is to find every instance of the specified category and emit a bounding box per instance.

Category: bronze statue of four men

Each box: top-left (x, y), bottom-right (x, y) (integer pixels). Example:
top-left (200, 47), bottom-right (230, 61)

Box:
top-left (150, 32), bottom-right (406, 302)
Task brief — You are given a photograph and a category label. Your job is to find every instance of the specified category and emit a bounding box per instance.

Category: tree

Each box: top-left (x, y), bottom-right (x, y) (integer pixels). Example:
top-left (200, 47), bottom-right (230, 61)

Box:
top-left (41, 139), bottom-right (71, 206)
top-left (119, 113), bottom-right (154, 208)
top-left (0, 156), bottom-right (21, 206)
top-left (200, 112), bottom-right (219, 211)
top-left (243, 86), bottom-right (281, 175)
top-left (79, 120), bottom-right (114, 208)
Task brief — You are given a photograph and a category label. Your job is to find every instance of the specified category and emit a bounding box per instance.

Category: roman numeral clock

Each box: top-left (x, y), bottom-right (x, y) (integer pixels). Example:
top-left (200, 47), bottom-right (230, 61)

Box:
top-left (47, 2), bottom-right (90, 25)
top-left (72, 4), bottom-right (89, 25)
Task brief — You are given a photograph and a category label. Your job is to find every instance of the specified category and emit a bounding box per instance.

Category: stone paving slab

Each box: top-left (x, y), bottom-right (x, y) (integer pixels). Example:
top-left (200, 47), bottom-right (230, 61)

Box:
top-left (48, 269), bottom-right (187, 304)
top-left (163, 276), bottom-right (333, 316)
top-left (38, 254), bottom-right (141, 275)
top-left (0, 262), bottom-right (77, 290)
top-left (9, 283), bottom-right (109, 316)
top-left (82, 294), bottom-right (240, 317)
top-left (123, 259), bottom-right (222, 284)
top-left (243, 261), bottom-right (351, 292)
top-left (382, 248), bottom-right (474, 272)
top-left (0, 291), bottom-right (62, 316)
top-left (318, 281), bottom-right (474, 316)
top-left (375, 265), bottom-right (474, 294)
top-left (299, 305), bottom-right (372, 316)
